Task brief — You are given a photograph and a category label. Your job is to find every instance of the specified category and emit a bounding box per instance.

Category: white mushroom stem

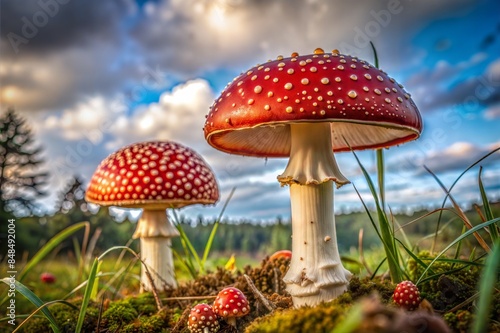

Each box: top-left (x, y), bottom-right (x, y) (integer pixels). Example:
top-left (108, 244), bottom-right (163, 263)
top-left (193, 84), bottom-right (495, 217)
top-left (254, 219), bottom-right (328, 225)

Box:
top-left (278, 122), bottom-right (352, 307)
top-left (132, 209), bottom-right (180, 292)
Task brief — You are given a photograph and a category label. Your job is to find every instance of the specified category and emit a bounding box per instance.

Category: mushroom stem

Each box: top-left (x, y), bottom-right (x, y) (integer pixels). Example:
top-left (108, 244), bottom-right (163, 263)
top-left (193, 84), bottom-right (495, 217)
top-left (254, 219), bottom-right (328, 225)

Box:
top-left (226, 317), bottom-right (237, 327)
top-left (133, 209), bottom-right (179, 292)
top-left (279, 122), bottom-right (352, 307)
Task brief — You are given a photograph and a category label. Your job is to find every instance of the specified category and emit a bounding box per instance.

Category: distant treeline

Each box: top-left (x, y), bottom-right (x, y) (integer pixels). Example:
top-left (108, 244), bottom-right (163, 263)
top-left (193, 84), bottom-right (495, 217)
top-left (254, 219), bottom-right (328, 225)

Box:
top-left (2, 201), bottom-right (498, 263)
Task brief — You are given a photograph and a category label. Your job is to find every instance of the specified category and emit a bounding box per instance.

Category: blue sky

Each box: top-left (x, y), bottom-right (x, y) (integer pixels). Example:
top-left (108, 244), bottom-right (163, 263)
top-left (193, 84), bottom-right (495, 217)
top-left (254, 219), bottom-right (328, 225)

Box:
top-left (1, 0), bottom-right (499, 221)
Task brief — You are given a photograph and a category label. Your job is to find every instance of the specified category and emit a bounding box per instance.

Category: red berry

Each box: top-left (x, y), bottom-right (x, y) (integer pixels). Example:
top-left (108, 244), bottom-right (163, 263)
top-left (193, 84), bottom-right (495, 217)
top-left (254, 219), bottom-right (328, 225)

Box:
top-left (188, 303), bottom-right (219, 333)
top-left (40, 272), bottom-right (56, 284)
top-left (393, 280), bottom-right (421, 310)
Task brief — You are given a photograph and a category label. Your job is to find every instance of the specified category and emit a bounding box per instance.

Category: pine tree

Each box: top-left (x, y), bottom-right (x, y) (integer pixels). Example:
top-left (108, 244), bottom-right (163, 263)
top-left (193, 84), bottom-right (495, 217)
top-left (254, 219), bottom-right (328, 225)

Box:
top-left (55, 176), bottom-right (88, 214)
top-left (0, 109), bottom-right (49, 216)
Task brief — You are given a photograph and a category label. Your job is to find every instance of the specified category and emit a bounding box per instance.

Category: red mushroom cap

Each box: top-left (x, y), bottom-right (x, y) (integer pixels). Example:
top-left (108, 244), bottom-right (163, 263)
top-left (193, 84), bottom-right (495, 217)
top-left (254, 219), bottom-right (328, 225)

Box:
top-left (204, 49), bottom-right (422, 157)
top-left (393, 280), bottom-right (421, 311)
top-left (269, 249), bottom-right (292, 261)
top-left (212, 287), bottom-right (250, 323)
top-left (40, 272), bottom-right (56, 284)
top-left (188, 303), bottom-right (220, 333)
top-left (85, 141), bottom-right (219, 209)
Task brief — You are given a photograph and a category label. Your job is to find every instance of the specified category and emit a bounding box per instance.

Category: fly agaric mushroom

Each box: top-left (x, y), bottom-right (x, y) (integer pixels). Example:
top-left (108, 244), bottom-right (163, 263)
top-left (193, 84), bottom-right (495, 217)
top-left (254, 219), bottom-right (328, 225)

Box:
top-left (213, 287), bottom-right (250, 327)
top-left (393, 280), bottom-right (421, 310)
top-left (188, 303), bottom-right (220, 333)
top-left (204, 48), bottom-right (422, 307)
top-left (85, 141), bottom-right (219, 291)
top-left (269, 249), bottom-right (292, 261)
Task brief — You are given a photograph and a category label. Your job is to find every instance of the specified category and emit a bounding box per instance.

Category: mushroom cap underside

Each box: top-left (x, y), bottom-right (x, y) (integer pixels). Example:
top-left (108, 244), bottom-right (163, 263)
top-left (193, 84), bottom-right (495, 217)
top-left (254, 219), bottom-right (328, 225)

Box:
top-left (204, 51), bottom-right (422, 157)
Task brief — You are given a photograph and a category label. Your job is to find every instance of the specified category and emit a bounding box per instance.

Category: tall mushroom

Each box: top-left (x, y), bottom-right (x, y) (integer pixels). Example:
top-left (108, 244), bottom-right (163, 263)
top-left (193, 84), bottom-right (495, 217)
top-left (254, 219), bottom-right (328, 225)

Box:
top-left (204, 48), bottom-right (422, 307)
top-left (86, 141), bottom-right (219, 291)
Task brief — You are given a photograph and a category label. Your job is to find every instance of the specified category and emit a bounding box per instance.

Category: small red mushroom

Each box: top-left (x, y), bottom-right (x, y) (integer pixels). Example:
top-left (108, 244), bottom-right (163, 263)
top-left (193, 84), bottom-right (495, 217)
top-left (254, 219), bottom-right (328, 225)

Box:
top-left (269, 250), bottom-right (292, 261)
top-left (40, 272), bottom-right (56, 284)
top-left (213, 287), bottom-right (250, 327)
top-left (188, 303), bottom-right (220, 333)
top-left (393, 280), bottom-right (421, 310)
top-left (85, 141), bottom-right (219, 292)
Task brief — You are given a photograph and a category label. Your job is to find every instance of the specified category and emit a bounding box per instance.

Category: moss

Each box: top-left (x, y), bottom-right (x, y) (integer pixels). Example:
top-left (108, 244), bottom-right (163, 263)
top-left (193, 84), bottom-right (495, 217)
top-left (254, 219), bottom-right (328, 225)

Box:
top-left (129, 293), bottom-right (158, 316)
top-left (245, 299), bottom-right (349, 333)
top-left (444, 310), bottom-right (474, 333)
top-left (20, 301), bottom-right (98, 333)
top-left (102, 299), bottom-right (139, 331)
top-left (346, 276), bottom-right (394, 303)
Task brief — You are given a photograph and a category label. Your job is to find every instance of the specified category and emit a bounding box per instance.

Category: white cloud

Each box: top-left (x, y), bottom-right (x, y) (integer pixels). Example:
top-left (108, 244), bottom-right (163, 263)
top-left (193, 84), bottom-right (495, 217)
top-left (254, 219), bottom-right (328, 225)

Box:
top-left (43, 95), bottom-right (126, 142)
top-left (108, 79), bottom-right (214, 150)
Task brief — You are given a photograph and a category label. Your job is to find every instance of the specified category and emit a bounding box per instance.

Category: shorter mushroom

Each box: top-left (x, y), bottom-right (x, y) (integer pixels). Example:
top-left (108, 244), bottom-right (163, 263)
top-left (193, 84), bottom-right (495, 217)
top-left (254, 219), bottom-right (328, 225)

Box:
top-left (213, 287), bottom-right (250, 327)
top-left (188, 304), bottom-right (220, 333)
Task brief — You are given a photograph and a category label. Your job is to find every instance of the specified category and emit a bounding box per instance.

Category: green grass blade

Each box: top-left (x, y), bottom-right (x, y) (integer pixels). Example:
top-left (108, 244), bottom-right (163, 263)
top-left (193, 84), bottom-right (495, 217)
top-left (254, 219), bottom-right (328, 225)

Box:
top-left (478, 166), bottom-right (498, 241)
top-left (173, 248), bottom-right (197, 278)
top-left (172, 209), bottom-right (202, 268)
top-left (98, 245), bottom-right (138, 260)
top-left (425, 165), bottom-right (491, 252)
top-left (416, 218), bottom-right (500, 285)
top-left (370, 257), bottom-right (387, 280)
top-left (352, 184), bottom-right (383, 241)
top-left (75, 257), bottom-right (99, 333)
top-left (18, 222), bottom-right (89, 282)
top-left (201, 187), bottom-right (236, 268)
top-left (432, 147), bottom-right (500, 251)
top-left (0, 278), bottom-right (60, 332)
top-left (395, 239), bottom-right (434, 276)
top-left (12, 300), bottom-right (77, 333)
top-left (376, 149), bottom-right (385, 212)
top-left (352, 150), bottom-right (402, 282)
top-left (370, 41), bottom-right (380, 69)
top-left (472, 239), bottom-right (500, 333)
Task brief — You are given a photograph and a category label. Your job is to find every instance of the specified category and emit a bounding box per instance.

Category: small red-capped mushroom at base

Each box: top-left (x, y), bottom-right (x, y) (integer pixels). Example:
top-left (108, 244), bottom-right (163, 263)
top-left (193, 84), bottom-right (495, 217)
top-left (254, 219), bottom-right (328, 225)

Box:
top-left (213, 287), bottom-right (250, 327)
top-left (269, 250), bottom-right (292, 261)
top-left (188, 303), bottom-right (220, 333)
top-left (40, 272), bottom-right (56, 284)
top-left (393, 280), bottom-right (421, 311)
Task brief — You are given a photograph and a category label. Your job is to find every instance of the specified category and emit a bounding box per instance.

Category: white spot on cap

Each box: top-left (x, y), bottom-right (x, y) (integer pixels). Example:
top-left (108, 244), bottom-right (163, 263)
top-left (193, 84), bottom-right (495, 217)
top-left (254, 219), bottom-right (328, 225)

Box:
top-left (321, 78), bottom-right (329, 84)
top-left (350, 74), bottom-right (358, 81)
top-left (348, 90), bottom-right (357, 99)
top-left (301, 78), bottom-right (309, 85)
top-left (254, 86), bottom-right (263, 94)
top-left (284, 83), bottom-right (293, 90)
top-left (287, 68), bottom-right (294, 74)
top-left (286, 106), bottom-right (293, 113)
